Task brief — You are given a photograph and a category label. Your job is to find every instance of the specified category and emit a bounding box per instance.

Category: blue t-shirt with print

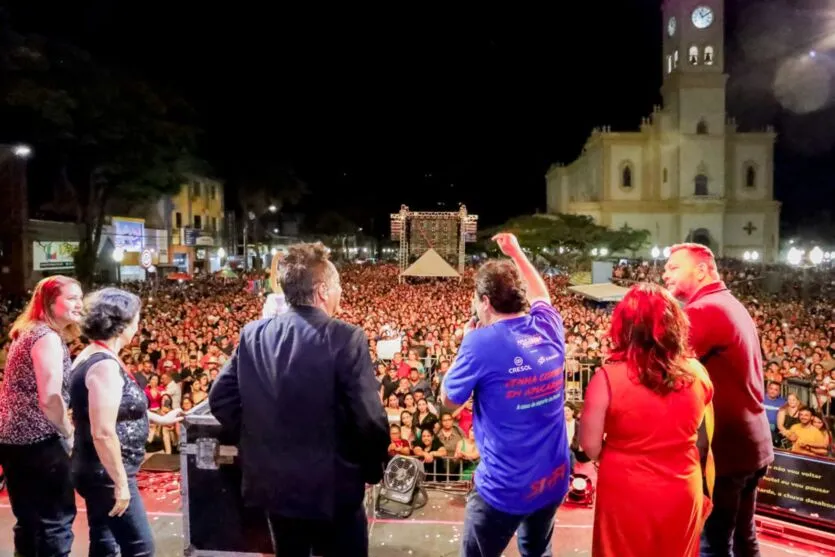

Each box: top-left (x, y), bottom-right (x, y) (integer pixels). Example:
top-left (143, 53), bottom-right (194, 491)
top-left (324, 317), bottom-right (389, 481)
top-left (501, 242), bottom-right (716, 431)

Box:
top-left (443, 301), bottom-right (569, 514)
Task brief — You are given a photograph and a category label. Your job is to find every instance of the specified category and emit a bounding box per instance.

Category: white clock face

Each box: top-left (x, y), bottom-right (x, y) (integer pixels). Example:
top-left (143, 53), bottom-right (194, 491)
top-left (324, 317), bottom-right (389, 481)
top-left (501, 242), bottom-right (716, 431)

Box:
top-left (667, 16), bottom-right (677, 36)
top-left (691, 5), bottom-right (714, 29)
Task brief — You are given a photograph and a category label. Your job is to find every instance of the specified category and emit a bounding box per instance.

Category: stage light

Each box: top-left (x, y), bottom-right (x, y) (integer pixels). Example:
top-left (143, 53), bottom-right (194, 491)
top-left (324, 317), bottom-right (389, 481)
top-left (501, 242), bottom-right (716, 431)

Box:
top-left (375, 456), bottom-right (428, 519)
top-left (565, 473), bottom-right (595, 506)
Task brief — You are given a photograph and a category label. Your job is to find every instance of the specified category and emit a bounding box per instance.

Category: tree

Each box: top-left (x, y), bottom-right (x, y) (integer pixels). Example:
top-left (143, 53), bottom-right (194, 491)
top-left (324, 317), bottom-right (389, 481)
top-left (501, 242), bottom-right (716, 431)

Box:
top-left (233, 162), bottom-right (308, 245)
top-left (0, 25), bottom-right (207, 286)
top-left (481, 214), bottom-right (651, 258)
top-left (605, 224), bottom-right (651, 257)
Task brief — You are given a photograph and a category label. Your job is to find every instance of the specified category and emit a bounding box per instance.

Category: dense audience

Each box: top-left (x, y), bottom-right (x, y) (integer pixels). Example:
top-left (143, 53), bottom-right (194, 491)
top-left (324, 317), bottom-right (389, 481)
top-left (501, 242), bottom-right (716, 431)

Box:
top-left (1, 258), bottom-right (833, 461)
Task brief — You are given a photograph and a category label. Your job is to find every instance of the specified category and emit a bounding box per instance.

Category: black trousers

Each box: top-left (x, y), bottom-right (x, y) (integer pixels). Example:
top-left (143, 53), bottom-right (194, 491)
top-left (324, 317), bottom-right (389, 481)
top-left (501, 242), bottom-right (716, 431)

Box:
top-left (700, 466), bottom-right (768, 557)
top-left (0, 437), bottom-right (77, 557)
top-left (267, 504), bottom-right (368, 557)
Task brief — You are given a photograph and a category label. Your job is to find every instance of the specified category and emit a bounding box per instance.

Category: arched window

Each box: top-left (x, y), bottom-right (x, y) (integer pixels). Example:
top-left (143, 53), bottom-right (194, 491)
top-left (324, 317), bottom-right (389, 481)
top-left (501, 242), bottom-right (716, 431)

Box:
top-left (704, 46), bottom-right (715, 65)
top-left (674, 50), bottom-right (679, 68)
top-left (667, 55), bottom-right (672, 74)
top-left (689, 46), bottom-right (699, 65)
top-left (622, 165), bottom-right (633, 189)
top-left (694, 174), bottom-right (708, 196)
top-left (745, 164), bottom-right (756, 188)
top-left (696, 119), bottom-right (708, 134)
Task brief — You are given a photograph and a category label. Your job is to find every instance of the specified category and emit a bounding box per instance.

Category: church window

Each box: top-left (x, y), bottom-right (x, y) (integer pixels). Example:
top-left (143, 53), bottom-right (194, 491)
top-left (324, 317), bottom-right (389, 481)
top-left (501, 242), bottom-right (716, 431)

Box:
top-left (696, 119), bottom-right (708, 134)
top-left (674, 50), bottom-right (679, 68)
top-left (663, 168), bottom-right (668, 183)
top-left (745, 164), bottom-right (756, 188)
top-left (704, 46), bottom-right (715, 65)
top-left (621, 165), bottom-right (633, 190)
top-left (694, 174), bottom-right (708, 196)
top-left (689, 46), bottom-right (699, 65)
top-left (667, 55), bottom-right (672, 74)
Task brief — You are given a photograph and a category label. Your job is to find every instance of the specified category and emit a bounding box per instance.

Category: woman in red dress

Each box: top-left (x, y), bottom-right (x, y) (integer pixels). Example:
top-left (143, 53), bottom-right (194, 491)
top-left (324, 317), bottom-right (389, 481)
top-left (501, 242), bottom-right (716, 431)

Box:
top-left (580, 283), bottom-right (715, 557)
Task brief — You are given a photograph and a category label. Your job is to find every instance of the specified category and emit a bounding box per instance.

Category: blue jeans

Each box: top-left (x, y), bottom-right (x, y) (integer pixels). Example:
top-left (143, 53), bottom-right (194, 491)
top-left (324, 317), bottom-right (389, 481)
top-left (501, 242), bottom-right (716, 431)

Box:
top-left (74, 469), bottom-right (154, 557)
top-left (0, 437), bottom-right (76, 557)
top-left (461, 487), bottom-right (560, 557)
top-left (700, 466), bottom-right (767, 557)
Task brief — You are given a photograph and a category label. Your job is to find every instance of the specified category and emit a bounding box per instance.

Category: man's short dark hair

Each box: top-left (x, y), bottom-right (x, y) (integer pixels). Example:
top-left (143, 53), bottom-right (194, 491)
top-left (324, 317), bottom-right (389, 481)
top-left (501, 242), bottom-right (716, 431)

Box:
top-left (81, 288), bottom-right (141, 341)
top-left (475, 260), bottom-right (526, 314)
top-left (279, 242), bottom-right (332, 307)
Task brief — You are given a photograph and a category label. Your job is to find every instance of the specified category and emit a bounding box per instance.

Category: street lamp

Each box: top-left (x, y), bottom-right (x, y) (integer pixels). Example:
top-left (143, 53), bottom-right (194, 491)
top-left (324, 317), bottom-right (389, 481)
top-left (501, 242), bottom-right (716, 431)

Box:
top-left (651, 246), bottom-right (661, 259)
top-left (268, 205), bottom-right (277, 212)
top-left (12, 144), bottom-right (32, 158)
top-left (217, 247), bottom-right (226, 259)
top-left (787, 247), bottom-right (803, 266)
top-left (662, 246), bottom-right (671, 258)
top-left (112, 247), bottom-right (124, 284)
top-left (751, 251), bottom-right (759, 261)
top-left (809, 246), bottom-right (824, 265)
top-left (599, 247), bottom-right (609, 256)
top-left (743, 251), bottom-right (751, 261)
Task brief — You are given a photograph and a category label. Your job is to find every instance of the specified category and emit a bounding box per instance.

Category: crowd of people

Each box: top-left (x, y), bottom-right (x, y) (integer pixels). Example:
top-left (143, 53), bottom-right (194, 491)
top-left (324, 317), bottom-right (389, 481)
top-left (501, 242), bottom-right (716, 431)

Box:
top-left (0, 244), bottom-right (833, 556)
top-left (1, 258), bottom-right (833, 462)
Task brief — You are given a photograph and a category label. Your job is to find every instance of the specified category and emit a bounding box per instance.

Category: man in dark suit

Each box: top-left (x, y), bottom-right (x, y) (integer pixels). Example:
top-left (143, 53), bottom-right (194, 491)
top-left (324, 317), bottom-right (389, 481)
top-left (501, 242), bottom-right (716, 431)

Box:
top-left (209, 242), bottom-right (389, 557)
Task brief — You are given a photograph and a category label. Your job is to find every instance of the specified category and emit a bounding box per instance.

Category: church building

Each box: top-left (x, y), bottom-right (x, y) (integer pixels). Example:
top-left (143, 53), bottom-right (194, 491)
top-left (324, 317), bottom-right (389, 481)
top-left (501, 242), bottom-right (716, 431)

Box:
top-left (546, 0), bottom-right (781, 261)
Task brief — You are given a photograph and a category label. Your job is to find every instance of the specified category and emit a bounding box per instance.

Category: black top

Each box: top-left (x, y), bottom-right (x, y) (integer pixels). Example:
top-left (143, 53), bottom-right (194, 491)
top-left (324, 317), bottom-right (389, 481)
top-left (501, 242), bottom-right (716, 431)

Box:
top-left (209, 305), bottom-right (390, 520)
top-left (69, 352), bottom-right (149, 475)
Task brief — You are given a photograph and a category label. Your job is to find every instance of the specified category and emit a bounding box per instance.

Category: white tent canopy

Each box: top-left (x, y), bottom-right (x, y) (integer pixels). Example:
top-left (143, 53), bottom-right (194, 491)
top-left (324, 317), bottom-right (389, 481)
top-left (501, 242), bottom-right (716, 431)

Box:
top-left (567, 282), bottom-right (629, 303)
top-left (401, 248), bottom-right (460, 278)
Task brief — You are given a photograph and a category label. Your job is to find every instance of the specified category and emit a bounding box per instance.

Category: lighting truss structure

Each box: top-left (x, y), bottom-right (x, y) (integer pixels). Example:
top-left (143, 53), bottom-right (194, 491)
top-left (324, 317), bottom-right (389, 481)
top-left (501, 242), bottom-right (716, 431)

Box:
top-left (390, 204), bottom-right (478, 277)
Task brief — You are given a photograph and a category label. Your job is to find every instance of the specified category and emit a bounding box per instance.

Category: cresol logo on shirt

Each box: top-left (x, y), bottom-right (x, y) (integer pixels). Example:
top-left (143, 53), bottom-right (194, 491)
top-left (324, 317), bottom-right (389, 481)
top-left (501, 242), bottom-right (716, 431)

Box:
top-left (508, 356), bottom-right (532, 374)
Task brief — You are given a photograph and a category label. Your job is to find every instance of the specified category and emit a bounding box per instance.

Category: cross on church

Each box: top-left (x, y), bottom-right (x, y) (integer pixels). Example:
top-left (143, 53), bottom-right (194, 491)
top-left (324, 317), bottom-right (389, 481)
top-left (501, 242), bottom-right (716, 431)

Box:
top-left (743, 221), bottom-right (757, 236)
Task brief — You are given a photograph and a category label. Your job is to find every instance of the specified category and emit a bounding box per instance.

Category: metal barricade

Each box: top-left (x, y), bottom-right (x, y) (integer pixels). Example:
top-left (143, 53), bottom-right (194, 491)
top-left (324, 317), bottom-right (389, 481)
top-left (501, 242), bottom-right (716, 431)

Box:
top-left (420, 456), bottom-right (477, 493)
top-left (565, 359), bottom-right (598, 402)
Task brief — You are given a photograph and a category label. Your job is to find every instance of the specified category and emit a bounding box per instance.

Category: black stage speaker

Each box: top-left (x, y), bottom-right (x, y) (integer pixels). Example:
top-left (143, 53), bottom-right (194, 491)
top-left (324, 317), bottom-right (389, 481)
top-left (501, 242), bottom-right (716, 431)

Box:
top-left (180, 401), bottom-right (274, 556)
top-left (375, 456), bottom-right (428, 519)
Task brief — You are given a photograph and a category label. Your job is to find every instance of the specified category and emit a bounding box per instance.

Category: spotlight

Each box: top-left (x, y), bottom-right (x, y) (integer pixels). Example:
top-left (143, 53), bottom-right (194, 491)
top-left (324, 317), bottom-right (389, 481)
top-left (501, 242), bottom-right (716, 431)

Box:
top-left (565, 473), bottom-right (595, 506)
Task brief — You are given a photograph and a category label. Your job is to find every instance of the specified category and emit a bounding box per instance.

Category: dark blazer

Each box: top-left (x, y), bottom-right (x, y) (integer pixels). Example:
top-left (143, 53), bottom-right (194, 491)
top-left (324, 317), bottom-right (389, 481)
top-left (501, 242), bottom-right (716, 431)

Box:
top-left (208, 305), bottom-right (390, 520)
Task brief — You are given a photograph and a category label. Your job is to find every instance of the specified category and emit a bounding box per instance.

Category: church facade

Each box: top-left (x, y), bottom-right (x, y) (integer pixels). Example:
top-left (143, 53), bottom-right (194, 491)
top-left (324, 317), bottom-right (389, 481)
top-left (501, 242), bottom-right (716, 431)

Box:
top-left (545, 0), bottom-right (781, 261)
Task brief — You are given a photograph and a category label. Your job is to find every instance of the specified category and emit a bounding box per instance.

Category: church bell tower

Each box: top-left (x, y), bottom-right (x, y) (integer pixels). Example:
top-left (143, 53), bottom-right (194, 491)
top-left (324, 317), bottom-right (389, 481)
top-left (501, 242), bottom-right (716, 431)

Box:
top-left (661, 0), bottom-right (728, 198)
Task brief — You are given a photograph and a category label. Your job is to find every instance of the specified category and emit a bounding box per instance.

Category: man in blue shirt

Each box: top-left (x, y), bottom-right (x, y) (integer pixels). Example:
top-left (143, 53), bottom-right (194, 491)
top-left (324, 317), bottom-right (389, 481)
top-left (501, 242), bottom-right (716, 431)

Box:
top-left (442, 233), bottom-right (569, 557)
top-left (763, 381), bottom-right (786, 444)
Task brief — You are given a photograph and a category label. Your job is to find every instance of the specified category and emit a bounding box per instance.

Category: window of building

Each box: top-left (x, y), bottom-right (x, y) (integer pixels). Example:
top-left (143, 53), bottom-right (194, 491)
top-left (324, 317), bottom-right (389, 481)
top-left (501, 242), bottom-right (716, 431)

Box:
top-left (663, 168), bottom-right (668, 183)
top-left (621, 164), bottom-right (633, 190)
top-left (212, 217), bottom-right (218, 232)
top-left (194, 215), bottom-right (202, 229)
top-left (689, 46), bottom-right (699, 65)
top-left (694, 174), bottom-right (708, 196)
top-left (696, 119), bottom-right (708, 134)
top-left (210, 185), bottom-right (216, 200)
top-left (745, 164), bottom-right (756, 188)
top-left (667, 55), bottom-right (672, 74)
top-left (175, 212), bottom-right (182, 228)
top-left (704, 46), bottom-right (715, 66)
top-left (674, 50), bottom-right (679, 68)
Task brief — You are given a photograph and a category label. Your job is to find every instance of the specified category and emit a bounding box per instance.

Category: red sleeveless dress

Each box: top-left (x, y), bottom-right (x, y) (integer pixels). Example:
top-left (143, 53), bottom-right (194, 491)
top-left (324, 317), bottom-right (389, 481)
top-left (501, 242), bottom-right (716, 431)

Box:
top-left (592, 360), bottom-right (713, 557)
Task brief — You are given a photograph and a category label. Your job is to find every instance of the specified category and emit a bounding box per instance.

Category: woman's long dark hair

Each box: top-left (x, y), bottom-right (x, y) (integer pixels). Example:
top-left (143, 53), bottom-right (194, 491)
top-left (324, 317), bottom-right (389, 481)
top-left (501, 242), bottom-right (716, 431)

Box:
top-left (606, 283), bottom-right (695, 394)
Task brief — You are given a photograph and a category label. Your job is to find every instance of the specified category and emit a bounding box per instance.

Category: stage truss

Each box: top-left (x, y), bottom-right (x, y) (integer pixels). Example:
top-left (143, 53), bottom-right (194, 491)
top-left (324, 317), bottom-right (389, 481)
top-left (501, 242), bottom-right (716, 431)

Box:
top-left (390, 205), bottom-right (478, 278)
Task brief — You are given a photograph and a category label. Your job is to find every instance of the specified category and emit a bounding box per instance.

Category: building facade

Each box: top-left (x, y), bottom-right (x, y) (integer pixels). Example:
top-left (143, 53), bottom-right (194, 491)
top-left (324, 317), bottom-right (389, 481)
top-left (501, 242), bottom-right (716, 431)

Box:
top-left (546, 0), bottom-right (781, 261)
top-left (167, 174), bottom-right (226, 274)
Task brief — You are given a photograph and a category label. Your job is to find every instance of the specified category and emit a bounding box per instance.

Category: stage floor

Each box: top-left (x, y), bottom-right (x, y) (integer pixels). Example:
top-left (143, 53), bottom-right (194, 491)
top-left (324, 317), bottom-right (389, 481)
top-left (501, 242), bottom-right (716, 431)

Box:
top-left (0, 476), bottom-right (832, 556)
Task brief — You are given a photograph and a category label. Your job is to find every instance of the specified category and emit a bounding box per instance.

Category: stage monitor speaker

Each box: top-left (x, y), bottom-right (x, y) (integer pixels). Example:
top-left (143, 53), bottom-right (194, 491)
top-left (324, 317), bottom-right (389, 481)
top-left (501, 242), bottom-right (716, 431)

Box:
top-left (375, 456), bottom-right (428, 519)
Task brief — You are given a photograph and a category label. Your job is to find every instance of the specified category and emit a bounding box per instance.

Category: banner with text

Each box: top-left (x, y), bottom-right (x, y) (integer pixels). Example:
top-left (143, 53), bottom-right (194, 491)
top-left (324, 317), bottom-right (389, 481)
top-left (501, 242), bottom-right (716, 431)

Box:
top-left (757, 451), bottom-right (835, 526)
top-left (33, 241), bottom-right (78, 270)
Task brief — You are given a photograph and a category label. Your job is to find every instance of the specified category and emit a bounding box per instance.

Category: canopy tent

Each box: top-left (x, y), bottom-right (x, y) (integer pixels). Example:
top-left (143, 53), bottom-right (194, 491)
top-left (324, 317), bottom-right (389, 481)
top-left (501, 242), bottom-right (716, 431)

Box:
top-left (401, 248), bottom-right (460, 278)
top-left (568, 282), bottom-right (629, 303)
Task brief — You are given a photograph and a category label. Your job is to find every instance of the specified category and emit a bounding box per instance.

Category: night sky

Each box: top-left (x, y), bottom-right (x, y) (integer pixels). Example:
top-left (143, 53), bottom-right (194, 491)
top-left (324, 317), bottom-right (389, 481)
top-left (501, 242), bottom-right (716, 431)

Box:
top-left (5, 0), bottom-right (835, 237)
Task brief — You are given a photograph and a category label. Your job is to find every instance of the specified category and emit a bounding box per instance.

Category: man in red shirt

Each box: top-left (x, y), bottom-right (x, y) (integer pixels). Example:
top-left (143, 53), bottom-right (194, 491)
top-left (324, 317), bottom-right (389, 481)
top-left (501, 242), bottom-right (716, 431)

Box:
top-left (664, 243), bottom-right (773, 557)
